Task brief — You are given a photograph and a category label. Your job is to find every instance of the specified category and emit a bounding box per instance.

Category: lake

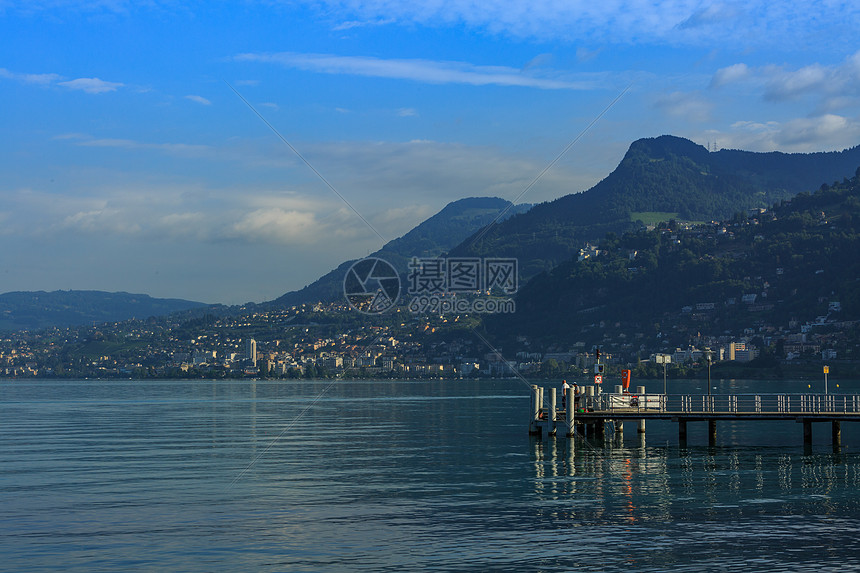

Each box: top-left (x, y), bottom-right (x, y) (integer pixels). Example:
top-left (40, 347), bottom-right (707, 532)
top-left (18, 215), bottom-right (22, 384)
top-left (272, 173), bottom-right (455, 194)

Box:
top-left (2, 378), bottom-right (859, 571)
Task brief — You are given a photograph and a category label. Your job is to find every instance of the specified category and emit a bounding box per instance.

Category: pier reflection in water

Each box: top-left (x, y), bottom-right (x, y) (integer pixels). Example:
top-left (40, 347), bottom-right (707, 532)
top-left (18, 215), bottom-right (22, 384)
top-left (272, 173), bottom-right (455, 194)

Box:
top-left (530, 432), bottom-right (860, 523)
top-left (528, 434), bottom-right (860, 570)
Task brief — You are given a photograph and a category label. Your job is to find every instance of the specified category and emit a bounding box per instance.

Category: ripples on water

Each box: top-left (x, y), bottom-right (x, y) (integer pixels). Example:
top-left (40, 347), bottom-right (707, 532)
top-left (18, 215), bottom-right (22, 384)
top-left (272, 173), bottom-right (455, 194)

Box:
top-left (2, 379), bottom-right (860, 572)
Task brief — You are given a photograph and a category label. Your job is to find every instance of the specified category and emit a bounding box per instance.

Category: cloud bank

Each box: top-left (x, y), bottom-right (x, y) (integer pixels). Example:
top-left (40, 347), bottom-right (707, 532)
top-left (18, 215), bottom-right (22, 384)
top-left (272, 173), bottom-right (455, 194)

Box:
top-left (309, 0), bottom-right (860, 47)
top-left (234, 52), bottom-right (602, 90)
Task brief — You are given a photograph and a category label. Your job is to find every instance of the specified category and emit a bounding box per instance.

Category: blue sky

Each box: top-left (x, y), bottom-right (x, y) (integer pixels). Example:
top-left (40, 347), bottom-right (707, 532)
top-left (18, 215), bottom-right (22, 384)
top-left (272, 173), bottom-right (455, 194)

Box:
top-left (2, 1), bottom-right (859, 304)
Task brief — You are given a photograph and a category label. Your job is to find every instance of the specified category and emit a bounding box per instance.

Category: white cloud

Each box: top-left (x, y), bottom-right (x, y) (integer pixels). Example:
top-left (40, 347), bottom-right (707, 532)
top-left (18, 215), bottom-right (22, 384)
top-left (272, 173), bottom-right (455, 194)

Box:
top-left (185, 94), bottom-right (211, 105)
top-left (710, 63), bottom-right (750, 88)
top-left (523, 53), bottom-right (555, 69)
top-left (677, 2), bottom-right (743, 30)
top-left (229, 208), bottom-right (322, 244)
top-left (704, 114), bottom-right (860, 152)
top-left (397, 108), bottom-right (417, 117)
top-left (575, 47), bottom-right (600, 63)
top-left (19, 136), bottom-right (599, 245)
top-left (58, 77), bottom-right (124, 94)
top-left (5, 0), bottom-right (860, 49)
top-left (52, 132), bottom-right (90, 140)
top-left (61, 206), bottom-right (141, 235)
top-left (711, 51), bottom-right (860, 112)
top-left (76, 137), bottom-right (212, 158)
top-left (294, 0), bottom-right (860, 47)
top-left (234, 52), bottom-right (600, 90)
top-left (772, 114), bottom-right (860, 148)
top-left (332, 17), bottom-right (395, 31)
top-left (0, 67), bottom-right (63, 85)
top-left (0, 68), bottom-right (127, 96)
top-left (5, 128), bottom-right (622, 302)
top-left (763, 64), bottom-right (831, 101)
top-left (654, 91), bottom-right (712, 123)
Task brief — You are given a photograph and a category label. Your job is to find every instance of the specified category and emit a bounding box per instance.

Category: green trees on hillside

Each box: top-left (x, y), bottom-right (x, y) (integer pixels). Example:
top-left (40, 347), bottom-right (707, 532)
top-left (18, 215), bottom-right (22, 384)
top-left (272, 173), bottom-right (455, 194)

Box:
top-left (488, 170), bottom-right (860, 348)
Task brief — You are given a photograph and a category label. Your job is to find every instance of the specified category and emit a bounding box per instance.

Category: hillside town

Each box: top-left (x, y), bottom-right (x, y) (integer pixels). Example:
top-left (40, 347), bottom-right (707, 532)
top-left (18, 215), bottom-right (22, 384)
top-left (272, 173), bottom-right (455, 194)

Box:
top-left (1, 292), bottom-right (853, 380)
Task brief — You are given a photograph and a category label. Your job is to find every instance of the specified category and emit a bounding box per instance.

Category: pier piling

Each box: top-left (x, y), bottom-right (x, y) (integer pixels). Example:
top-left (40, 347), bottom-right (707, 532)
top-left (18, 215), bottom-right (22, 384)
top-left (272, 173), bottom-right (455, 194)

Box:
top-left (679, 420), bottom-right (687, 448)
top-left (529, 385), bottom-right (540, 436)
top-left (565, 386), bottom-right (575, 437)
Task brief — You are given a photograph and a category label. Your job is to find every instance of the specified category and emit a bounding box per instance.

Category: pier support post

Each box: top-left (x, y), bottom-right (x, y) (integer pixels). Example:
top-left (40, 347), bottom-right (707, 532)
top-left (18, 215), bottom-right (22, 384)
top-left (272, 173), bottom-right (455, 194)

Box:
top-left (803, 419), bottom-right (812, 447)
top-left (679, 420), bottom-right (687, 448)
top-left (549, 388), bottom-right (557, 436)
top-left (636, 386), bottom-right (646, 434)
top-left (708, 420), bottom-right (717, 447)
top-left (566, 386), bottom-right (575, 437)
top-left (538, 386), bottom-right (544, 416)
top-left (615, 421), bottom-right (623, 436)
top-left (529, 385), bottom-right (541, 436)
top-left (594, 419), bottom-right (605, 439)
top-left (538, 386), bottom-right (544, 436)
top-left (832, 421), bottom-right (841, 447)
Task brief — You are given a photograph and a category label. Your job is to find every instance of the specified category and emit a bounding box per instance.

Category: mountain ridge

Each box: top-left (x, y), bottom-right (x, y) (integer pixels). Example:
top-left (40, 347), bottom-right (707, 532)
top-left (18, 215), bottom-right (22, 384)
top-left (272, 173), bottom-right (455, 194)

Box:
top-left (450, 135), bottom-right (860, 280)
top-left (483, 166), bottom-right (860, 355)
top-left (272, 196), bottom-right (531, 307)
top-left (0, 290), bottom-right (208, 332)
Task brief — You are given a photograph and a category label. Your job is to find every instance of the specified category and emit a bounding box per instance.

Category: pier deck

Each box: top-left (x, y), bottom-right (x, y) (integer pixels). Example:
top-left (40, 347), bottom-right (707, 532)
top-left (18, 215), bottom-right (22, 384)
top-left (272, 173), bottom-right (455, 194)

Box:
top-left (529, 385), bottom-right (860, 446)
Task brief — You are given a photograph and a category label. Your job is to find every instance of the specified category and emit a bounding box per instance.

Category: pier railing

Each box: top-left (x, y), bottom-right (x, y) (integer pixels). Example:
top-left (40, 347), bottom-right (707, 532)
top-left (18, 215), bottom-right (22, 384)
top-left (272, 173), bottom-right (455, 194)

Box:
top-left (585, 393), bottom-right (860, 415)
top-left (530, 385), bottom-right (860, 444)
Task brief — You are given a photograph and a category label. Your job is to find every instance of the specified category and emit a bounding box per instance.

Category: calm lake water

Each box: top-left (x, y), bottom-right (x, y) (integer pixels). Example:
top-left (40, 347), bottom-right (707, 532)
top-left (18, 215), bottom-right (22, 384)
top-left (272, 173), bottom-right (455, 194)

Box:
top-left (2, 377), bottom-right (860, 572)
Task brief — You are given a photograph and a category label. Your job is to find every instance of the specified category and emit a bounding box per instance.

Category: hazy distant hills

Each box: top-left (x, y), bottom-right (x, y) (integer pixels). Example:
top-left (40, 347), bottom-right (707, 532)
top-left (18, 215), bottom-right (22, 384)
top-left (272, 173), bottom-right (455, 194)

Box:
top-left (0, 290), bottom-right (207, 332)
top-left (449, 135), bottom-right (860, 281)
top-left (273, 196), bottom-right (531, 307)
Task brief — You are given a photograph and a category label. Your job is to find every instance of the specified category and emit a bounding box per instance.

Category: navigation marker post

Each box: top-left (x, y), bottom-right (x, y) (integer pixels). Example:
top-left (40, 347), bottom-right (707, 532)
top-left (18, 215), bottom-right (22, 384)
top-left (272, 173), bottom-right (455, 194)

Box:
top-left (655, 354), bottom-right (671, 406)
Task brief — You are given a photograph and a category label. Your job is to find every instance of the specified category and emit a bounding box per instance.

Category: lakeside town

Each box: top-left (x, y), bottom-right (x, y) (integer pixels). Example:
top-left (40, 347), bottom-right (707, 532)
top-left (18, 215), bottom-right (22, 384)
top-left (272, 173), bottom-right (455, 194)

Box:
top-left (2, 292), bottom-right (853, 381)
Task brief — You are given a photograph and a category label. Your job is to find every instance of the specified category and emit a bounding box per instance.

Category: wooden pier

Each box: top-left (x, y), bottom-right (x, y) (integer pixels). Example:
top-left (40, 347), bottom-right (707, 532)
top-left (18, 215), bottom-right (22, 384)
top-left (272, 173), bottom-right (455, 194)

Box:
top-left (529, 384), bottom-right (860, 447)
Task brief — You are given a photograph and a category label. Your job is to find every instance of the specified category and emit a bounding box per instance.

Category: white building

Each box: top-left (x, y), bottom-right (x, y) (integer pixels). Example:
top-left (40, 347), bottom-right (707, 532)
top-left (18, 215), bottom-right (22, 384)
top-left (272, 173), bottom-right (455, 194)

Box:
top-left (245, 338), bottom-right (257, 367)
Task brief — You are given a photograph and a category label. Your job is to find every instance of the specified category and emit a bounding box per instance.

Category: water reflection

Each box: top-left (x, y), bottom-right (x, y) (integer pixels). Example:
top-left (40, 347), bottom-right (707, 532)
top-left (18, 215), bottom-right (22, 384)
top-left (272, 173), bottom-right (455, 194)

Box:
top-left (529, 434), bottom-right (860, 525)
top-left (5, 379), bottom-right (860, 572)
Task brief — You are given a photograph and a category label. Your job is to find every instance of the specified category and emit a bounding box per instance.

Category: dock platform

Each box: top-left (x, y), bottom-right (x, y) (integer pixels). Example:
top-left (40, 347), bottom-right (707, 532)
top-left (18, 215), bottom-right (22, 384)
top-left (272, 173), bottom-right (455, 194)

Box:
top-left (529, 384), bottom-right (860, 447)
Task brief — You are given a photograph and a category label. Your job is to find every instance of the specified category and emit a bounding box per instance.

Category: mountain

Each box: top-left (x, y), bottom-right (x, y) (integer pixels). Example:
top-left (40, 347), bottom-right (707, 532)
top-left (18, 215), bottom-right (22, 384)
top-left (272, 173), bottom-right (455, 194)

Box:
top-left (0, 290), bottom-right (208, 332)
top-left (273, 197), bottom-right (531, 307)
top-left (485, 167), bottom-right (860, 350)
top-left (449, 135), bottom-right (860, 281)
